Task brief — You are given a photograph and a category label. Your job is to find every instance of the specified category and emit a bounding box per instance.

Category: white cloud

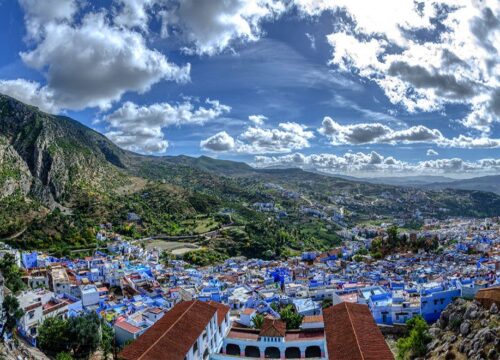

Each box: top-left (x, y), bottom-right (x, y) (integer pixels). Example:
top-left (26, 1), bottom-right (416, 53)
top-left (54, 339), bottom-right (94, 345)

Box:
top-left (253, 151), bottom-right (500, 175)
top-left (113, 0), bottom-right (154, 31)
top-left (19, 0), bottom-right (78, 39)
top-left (200, 131), bottom-right (235, 151)
top-left (20, 12), bottom-right (190, 111)
top-left (104, 99), bottom-right (230, 154)
top-left (296, 0), bottom-right (500, 133)
top-left (3, 0), bottom-right (190, 112)
top-left (161, 0), bottom-right (286, 55)
top-left (427, 149), bottom-right (439, 156)
top-left (319, 117), bottom-right (500, 148)
top-left (248, 114), bottom-right (267, 125)
top-left (0, 79), bottom-right (57, 113)
top-left (200, 121), bottom-right (314, 154)
top-left (305, 32), bottom-right (316, 50)
top-left (237, 122), bottom-right (314, 153)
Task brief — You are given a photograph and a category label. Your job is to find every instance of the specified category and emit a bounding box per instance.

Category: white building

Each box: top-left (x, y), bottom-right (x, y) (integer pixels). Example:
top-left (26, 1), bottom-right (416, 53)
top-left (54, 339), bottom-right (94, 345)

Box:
top-left (119, 300), bottom-right (230, 360)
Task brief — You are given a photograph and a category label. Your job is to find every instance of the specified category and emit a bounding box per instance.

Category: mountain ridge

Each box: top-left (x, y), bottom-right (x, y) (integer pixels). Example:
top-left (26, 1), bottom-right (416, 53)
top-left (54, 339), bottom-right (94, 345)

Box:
top-left (1, 93), bottom-right (500, 255)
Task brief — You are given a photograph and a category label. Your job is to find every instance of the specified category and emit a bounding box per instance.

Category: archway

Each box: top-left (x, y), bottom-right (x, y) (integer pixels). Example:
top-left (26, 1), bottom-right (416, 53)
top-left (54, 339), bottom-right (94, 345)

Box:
top-left (285, 347), bottom-right (301, 358)
top-left (226, 343), bottom-right (240, 356)
top-left (305, 346), bottom-right (321, 358)
top-left (265, 346), bottom-right (281, 358)
top-left (245, 346), bottom-right (260, 358)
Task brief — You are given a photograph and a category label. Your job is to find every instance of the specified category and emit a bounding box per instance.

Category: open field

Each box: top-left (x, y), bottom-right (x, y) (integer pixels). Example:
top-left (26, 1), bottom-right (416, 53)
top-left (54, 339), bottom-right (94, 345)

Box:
top-left (144, 239), bottom-right (200, 254)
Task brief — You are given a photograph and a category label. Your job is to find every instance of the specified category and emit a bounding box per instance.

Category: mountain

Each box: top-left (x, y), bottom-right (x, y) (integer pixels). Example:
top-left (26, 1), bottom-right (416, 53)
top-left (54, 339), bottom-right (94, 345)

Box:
top-left (1, 94), bottom-right (500, 257)
top-left (332, 174), bottom-right (457, 186)
top-left (424, 175), bottom-right (500, 195)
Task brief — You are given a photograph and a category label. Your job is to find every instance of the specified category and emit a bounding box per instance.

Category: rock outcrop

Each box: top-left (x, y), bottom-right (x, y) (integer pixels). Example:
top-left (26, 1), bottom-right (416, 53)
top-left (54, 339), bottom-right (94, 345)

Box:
top-left (426, 298), bottom-right (499, 360)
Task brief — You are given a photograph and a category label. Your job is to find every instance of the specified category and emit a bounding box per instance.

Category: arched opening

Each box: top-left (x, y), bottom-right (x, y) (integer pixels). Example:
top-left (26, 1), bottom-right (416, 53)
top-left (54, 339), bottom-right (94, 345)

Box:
top-left (226, 343), bottom-right (240, 356)
top-left (285, 347), bottom-right (301, 359)
top-left (245, 346), bottom-right (260, 358)
top-left (203, 348), bottom-right (209, 360)
top-left (305, 346), bottom-right (321, 358)
top-left (265, 346), bottom-right (281, 359)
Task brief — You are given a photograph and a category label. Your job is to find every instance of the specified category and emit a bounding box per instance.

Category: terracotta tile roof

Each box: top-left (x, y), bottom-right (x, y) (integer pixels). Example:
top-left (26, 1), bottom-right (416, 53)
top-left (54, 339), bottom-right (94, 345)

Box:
top-left (119, 300), bottom-right (217, 360)
top-left (259, 318), bottom-right (286, 338)
top-left (207, 301), bottom-right (230, 326)
top-left (24, 302), bottom-right (42, 312)
top-left (323, 302), bottom-right (394, 360)
top-left (146, 307), bottom-right (163, 314)
top-left (115, 320), bottom-right (142, 334)
top-left (302, 315), bottom-right (323, 323)
top-left (241, 308), bottom-right (256, 315)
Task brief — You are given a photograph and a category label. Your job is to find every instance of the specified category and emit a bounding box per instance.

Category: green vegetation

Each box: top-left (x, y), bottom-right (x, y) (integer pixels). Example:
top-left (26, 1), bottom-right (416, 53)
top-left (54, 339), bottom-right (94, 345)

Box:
top-left (37, 312), bottom-right (113, 359)
top-left (2, 94), bottom-right (500, 262)
top-left (369, 226), bottom-right (439, 258)
top-left (183, 248), bottom-right (227, 266)
top-left (396, 316), bottom-right (431, 360)
top-left (0, 295), bottom-right (24, 339)
top-left (252, 314), bottom-right (265, 329)
top-left (0, 253), bottom-right (26, 293)
top-left (278, 305), bottom-right (303, 330)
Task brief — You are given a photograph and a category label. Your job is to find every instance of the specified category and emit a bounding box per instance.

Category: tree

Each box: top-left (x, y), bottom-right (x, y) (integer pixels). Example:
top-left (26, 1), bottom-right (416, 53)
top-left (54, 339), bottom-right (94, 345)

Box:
top-left (321, 298), bottom-right (333, 309)
top-left (279, 305), bottom-right (303, 330)
top-left (396, 316), bottom-right (431, 360)
top-left (100, 319), bottom-right (114, 360)
top-left (55, 352), bottom-right (73, 360)
top-left (67, 312), bottom-right (102, 358)
top-left (0, 295), bottom-right (24, 339)
top-left (0, 253), bottom-right (25, 293)
top-left (387, 225), bottom-right (399, 248)
top-left (38, 312), bottom-right (111, 359)
top-left (251, 314), bottom-right (265, 329)
top-left (38, 316), bottom-right (71, 355)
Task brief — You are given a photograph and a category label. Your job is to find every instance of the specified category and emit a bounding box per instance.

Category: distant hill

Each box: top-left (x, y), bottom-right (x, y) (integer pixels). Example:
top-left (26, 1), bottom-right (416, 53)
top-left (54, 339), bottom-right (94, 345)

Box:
top-left (424, 175), bottom-right (500, 195)
top-left (332, 174), bottom-right (456, 186)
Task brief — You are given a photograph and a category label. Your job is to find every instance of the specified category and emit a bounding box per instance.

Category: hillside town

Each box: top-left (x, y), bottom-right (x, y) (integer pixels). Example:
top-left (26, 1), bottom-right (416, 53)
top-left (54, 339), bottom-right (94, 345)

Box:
top-left (0, 217), bottom-right (499, 359)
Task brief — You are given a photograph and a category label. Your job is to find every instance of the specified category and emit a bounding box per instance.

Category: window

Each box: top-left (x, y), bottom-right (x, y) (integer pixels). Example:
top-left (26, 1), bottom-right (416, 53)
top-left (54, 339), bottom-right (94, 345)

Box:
top-left (29, 311), bottom-right (35, 319)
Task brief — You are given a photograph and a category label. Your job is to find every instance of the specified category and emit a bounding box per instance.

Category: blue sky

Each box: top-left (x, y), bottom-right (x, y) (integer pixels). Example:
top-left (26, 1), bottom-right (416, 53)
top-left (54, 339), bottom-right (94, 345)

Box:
top-left (0, 0), bottom-right (499, 177)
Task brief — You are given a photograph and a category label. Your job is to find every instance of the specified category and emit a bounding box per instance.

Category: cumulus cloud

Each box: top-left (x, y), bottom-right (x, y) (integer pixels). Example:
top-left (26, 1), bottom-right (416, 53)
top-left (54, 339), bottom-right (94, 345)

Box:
top-left (20, 12), bottom-right (189, 111)
top-left (200, 121), bottom-right (314, 154)
top-left (104, 99), bottom-right (230, 154)
top-left (295, 0), bottom-right (500, 133)
top-left (113, 0), bottom-right (154, 31)
top-left (161, 0), bottom-right (286, 55)
top-left (427, 149), bottom-right (439, 156)
top-left (253, 151), bottom-right (500, 175)
top-left (248, 114), bottom-right (267, 125)
top-left (319, 117), bottom-right (500, 148)
top-left (19, 0), bottom-right (78, 39)
top-left (1, 0), bottom-right (190, 112)
top-left (0, 79), bottom-right (57, 113)
top-left (200, 131), bottom-right (235, 151)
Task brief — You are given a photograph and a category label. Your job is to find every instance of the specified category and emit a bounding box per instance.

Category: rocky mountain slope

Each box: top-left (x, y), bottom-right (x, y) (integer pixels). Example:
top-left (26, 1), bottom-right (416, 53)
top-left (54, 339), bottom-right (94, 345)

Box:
top-left (427, 298), bottom-right (499, 360)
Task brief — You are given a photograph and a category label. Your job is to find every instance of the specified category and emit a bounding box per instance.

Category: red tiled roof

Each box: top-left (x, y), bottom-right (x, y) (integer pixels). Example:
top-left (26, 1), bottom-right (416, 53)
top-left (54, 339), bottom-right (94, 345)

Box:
top-left (241, 308), bottom-right (256, 315)
top-left (259, 318), bottom-right (286, 338)
top-left (207, 301), bottom-right (230, 326)
top-left (119, 300), bottom-right (217, 360)
top-left (115, 321), bottom-right (142, 334)
top-left (302, 315), bottom-right (323, 323)
top-left (146, 307), bottom-right (163, 314)
top-left (323, 302), bottom-right (394, 360)
top-left (24, 302), bottom-right (42, 312)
